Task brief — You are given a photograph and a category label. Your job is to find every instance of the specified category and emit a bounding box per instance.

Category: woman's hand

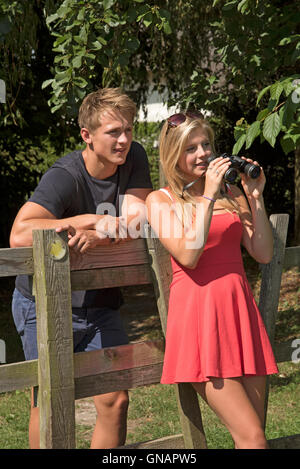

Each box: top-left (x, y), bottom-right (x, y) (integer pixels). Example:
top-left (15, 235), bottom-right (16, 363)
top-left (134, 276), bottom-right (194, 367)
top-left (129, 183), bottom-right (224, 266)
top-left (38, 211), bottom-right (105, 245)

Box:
top-left (240, 157), bottom-right (266, 200)
top-left (204, 156), bottom-right (231, 200)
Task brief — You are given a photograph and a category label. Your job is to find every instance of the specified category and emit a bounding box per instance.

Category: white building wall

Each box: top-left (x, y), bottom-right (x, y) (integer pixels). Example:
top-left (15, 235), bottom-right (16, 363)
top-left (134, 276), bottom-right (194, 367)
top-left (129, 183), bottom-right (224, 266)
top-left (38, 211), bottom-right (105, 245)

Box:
top-left (137, 88), bottom-right (178, 122)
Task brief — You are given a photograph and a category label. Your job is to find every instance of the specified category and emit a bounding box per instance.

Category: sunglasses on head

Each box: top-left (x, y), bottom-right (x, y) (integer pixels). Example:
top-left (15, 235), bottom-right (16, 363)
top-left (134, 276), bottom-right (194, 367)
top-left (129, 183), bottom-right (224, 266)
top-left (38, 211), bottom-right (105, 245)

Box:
top-left (166, 111), bottom-right (204, 134)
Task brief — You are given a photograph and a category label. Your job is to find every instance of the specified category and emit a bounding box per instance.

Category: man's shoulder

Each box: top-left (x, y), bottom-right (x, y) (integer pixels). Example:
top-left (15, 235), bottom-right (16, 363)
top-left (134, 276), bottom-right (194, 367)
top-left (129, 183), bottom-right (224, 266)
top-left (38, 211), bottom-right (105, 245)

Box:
top-left (124, 141), bottom-right (147, 168)
top-left (129, 141), bottom-right (146, 157)
top-left (52, 149), bottom-right (82, 171)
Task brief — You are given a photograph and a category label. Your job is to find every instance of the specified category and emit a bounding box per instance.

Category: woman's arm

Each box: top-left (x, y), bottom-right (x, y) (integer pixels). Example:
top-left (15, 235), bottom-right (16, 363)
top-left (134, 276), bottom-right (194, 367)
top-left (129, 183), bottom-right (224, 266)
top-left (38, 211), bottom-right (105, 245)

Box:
top-left (146, 190), bottom-right (215, 269)
top-left (231, 159), bottom-right (273, 264)
top-left (146, 157), bottom-right (231, 268)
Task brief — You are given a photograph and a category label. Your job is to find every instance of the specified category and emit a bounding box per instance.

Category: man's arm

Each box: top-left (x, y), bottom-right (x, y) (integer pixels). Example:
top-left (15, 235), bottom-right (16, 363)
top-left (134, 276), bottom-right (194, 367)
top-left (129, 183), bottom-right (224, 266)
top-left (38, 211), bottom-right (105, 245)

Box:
top-left (10, 188), bottom-right (152, 250)
top-left (9, 201), bottom-right (100, 247)
top-left (94, 188), bottom-right (153, 246)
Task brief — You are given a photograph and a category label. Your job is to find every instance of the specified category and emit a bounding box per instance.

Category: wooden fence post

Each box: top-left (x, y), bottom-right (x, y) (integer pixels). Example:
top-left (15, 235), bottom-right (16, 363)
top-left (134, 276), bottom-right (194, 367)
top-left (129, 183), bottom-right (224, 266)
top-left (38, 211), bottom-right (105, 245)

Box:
top-left (32, 229), bottom-right (75, 449)
top-left (258, 214), bottom-right (289, 428)
top-left (145, 225), bottom-right (207, 449)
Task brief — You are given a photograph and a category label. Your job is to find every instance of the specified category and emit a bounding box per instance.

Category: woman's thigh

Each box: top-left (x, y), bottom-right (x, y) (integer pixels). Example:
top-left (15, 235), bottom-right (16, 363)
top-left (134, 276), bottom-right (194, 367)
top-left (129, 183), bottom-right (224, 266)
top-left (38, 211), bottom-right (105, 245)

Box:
top-left (240, 375), bottom-right (267, 426)
top-left (192, 377), bottom-right (267, 448)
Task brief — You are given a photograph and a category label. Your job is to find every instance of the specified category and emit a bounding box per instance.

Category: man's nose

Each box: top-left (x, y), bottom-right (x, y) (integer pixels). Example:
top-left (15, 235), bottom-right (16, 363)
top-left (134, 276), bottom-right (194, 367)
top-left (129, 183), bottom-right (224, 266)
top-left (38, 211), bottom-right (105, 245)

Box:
top-left (118, 131), bottom-right (129, 144)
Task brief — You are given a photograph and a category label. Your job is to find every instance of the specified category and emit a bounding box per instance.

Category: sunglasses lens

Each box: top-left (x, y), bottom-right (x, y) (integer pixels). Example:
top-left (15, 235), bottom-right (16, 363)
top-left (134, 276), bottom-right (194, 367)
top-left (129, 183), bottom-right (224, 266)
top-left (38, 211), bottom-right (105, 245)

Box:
top-left (167, 111), bottom-right (203, 131)
top-left (167, 113), bottom-right (186, 127)
top-left (186, 111), bottom-right (204, 119)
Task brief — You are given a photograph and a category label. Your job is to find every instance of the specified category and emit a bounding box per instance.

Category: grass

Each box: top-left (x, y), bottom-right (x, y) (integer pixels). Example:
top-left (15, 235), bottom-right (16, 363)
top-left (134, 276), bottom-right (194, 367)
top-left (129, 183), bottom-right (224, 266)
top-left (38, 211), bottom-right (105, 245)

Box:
top-left (0, 263), bottom-right (299, 449)
top-left (1, 361), bottom-right (299, 449)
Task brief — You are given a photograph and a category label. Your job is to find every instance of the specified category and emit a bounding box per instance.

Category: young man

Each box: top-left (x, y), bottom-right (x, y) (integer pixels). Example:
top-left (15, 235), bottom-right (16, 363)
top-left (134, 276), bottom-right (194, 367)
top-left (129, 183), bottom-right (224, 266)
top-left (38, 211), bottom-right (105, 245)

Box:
top-left (10, 88), bottom-right (153, 449)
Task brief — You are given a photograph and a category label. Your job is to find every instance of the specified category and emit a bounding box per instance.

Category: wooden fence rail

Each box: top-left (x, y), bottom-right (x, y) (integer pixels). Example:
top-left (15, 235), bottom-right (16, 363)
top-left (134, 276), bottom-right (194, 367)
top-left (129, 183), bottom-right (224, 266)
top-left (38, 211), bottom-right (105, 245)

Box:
top-left (0, 214), bottom-right (299, 449)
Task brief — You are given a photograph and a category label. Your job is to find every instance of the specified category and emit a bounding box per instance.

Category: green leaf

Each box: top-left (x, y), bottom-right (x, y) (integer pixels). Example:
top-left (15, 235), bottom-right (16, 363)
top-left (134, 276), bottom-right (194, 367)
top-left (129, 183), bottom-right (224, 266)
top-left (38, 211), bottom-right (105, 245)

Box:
top-left (91, 40), bottom-right (103, 50)
top-left (232, 133), bottom-right (246, 154)
top-left (126, 37), bottom-right (140, 52)
top-left (163, 21), bottom-right (172, 35)
top-left (279, 34), bottom-right (300, 46)
top-left (46, 13), bottom-right (59, 26)
top-left (73, 76), bottom-right (88, 88)
top-left (223, 1), bottom-right (237, 11)
top-left (237, 0), bottom-right (250, 14)
top-left (103, 0), bottom-right (116, 10)
top-left (250, 55), bottom-right (261, 66)
top-left (72, 55), bottom-right (82, 68)
top-left (270, 82), bottom-right (283, 103)
top-left (136, 5), bottom-right (150, 22)
top-left (280, 135), bottom-right (297, 155)
top-left (41, 79), bottom-right (54, 90)
top-left (245, 121), bottom-right (261, 149)
top-left (256, 108), bottom-right (269, 121)
top-left (256, 85), bottom-right (271, 106)
top-left (143, 12), bottom-right (153, 28)
top-left (262, 112), bottom-right (281, 147)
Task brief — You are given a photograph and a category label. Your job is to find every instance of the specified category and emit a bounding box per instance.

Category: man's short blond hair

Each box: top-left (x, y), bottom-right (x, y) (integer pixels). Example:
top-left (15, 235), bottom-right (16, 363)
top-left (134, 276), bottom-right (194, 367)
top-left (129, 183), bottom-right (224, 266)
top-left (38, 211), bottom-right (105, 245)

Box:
top-left (78, 87), bottom-right (136, 132)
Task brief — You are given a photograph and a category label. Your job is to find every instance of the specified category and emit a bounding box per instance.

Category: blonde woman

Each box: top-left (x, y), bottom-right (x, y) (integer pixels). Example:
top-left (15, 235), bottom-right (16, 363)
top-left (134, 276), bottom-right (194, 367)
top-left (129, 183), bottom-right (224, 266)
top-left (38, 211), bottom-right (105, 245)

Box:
top-left (146, 112), bottom-right (278, 449)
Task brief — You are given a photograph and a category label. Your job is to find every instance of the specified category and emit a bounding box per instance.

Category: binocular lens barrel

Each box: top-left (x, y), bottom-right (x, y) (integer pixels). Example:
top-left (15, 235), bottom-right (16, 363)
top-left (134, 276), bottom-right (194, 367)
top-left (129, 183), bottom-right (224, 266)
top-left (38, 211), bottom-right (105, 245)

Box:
top-left (207, 154), bottom-right (260, 182)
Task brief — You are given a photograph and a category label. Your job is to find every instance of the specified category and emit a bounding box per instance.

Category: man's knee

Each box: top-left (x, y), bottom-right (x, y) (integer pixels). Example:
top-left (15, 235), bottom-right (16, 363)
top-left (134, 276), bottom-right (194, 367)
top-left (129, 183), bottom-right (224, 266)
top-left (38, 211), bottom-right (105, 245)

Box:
top-left (93, 391), bottom-right (129, 417)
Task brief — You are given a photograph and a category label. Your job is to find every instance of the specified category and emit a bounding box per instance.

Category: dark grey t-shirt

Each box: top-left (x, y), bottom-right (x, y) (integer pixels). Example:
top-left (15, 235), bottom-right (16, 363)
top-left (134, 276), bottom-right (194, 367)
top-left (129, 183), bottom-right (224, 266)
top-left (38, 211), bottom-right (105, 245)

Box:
top-left (16, 141), bottom-right (152, 308)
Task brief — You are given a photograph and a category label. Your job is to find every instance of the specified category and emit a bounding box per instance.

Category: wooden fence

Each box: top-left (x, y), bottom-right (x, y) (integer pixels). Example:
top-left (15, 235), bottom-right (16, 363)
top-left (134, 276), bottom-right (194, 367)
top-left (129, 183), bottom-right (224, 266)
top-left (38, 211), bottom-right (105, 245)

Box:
top-left (0, 213), bottom-right (299, 449)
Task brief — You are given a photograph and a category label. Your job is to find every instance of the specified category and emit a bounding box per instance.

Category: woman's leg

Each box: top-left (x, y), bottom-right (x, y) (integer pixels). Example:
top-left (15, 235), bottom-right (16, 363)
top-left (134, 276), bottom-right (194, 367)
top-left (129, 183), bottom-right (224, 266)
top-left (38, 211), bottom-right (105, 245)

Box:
top-left (192, 377), bottom-right (268, 449)
top-left (240, 375), bottom-right (267, 426)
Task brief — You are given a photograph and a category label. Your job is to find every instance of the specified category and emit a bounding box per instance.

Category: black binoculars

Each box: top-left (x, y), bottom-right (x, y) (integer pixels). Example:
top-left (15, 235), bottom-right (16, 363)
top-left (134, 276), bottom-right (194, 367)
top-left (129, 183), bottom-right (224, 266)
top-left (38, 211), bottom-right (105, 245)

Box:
top-left (207, 153), bottom-right (261, 183)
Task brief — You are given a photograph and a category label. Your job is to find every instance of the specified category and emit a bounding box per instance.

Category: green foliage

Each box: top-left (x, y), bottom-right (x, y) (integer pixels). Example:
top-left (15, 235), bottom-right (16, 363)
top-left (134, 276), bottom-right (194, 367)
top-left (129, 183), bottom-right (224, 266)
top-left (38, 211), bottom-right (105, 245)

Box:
top-left (185, 0), bottom-right (300, 155)
top-left (134, 122), bottom-right (161, 190)
top-left (0, 0), bottom-right (297, 246)
top-left (43, 0), bottom-right (172, 116)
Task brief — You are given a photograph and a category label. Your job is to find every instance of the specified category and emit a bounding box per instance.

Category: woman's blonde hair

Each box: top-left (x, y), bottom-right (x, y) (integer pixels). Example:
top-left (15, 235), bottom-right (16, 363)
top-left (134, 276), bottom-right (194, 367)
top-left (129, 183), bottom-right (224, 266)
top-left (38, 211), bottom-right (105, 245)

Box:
top-left (78, 87), bottom-right (136, 132)
top-left (159, 114), bottom-right (239, 213)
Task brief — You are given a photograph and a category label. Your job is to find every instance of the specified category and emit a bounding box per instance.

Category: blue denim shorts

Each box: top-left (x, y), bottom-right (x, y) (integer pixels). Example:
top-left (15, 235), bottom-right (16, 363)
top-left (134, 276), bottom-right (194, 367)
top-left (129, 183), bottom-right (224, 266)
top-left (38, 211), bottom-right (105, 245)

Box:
top-left (12, 288), bottom-right (129, 361)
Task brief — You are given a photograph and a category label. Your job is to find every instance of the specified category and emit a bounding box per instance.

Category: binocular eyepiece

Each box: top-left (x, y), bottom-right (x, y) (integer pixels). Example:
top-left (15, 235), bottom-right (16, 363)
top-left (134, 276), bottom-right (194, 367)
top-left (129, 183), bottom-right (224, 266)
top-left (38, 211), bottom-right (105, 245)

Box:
top-left (207, 153), bottom-right (260, 183)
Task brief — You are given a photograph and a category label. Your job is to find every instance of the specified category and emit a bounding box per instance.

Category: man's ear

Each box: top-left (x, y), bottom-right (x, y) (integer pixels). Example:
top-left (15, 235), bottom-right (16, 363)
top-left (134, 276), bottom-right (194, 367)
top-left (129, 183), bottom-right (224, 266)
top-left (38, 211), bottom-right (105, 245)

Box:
top-left (80, 127), bottom-right (92, 144)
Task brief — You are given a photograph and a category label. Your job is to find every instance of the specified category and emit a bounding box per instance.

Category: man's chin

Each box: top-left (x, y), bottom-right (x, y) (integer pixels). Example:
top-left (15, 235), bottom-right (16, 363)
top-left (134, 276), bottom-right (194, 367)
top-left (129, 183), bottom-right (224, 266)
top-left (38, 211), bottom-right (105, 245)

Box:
top-left (114, 152), bottom-right (128, 165)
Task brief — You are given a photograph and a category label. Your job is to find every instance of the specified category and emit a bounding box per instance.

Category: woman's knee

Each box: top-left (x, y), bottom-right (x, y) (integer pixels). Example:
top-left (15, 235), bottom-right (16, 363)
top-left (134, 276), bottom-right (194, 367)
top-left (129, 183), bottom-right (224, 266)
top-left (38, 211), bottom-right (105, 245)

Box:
top-left (234, 425), bottom-right (268, 449)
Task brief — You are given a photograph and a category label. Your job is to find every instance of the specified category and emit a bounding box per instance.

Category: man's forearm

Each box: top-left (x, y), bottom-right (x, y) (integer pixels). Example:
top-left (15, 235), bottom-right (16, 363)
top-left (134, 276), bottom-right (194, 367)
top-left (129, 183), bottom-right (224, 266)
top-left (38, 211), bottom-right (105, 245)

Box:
top-left (10, 213), bottom-right (100, 247)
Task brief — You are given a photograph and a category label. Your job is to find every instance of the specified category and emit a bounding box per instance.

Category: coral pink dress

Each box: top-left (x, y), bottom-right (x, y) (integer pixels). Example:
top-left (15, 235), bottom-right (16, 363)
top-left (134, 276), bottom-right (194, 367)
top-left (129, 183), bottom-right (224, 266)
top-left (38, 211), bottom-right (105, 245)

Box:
top-left (160, 193), bottom-right (278, 384)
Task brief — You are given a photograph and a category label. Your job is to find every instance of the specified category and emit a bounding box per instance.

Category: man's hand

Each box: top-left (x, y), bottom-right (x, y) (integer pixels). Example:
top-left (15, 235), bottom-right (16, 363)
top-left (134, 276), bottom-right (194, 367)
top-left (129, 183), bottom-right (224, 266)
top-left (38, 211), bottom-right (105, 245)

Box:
top-left (96, 215), bottom-right (128, 242)
top-left (55, 224), bottom-right (76, 239)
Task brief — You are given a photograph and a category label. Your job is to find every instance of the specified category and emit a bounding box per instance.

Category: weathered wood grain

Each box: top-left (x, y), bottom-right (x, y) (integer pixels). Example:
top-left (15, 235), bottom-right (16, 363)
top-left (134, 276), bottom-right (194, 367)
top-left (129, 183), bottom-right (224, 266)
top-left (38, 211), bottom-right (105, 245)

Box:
top-left (0, 246), bottom-right (33, 276)
top-left (274, 338), bottom-right (299, 363)
top-left (33, 229), bottom-right (75, 449)
top-left (75, 363), bottom-right (163, 400)
top-left (144, 225), bottom-right (172, 336)
top-left (259, 214), bottom-right (290, 343)
top-left (70, 264), bottom-right (152, 291)
top-left (284, 246), bottom-right (300, 269)
top-left (74, 340), bottom-right (164, 378)
top-left (69, 238), bottom-right (148, 271)
top-left (0, 359), bottom-right (38, 392)
top-left (258, 214), bottom-right (290, 429)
